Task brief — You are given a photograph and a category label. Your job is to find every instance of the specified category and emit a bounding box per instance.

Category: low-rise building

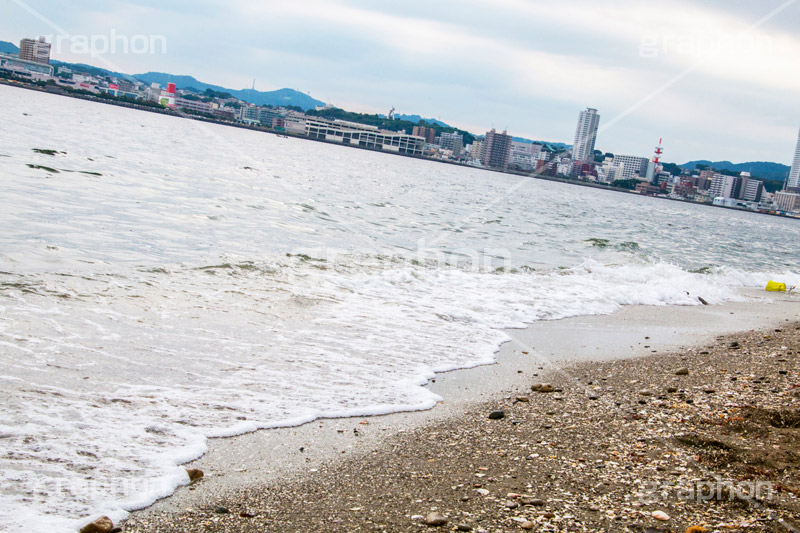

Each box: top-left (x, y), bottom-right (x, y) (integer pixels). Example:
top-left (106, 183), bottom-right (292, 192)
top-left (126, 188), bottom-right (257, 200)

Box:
top-left (305, 119), bottom-right (424, 156)
top-left (774, 191), bottom-right (800, 212)
top-left (175, 97), bottom-right (214, 114)
top-left (0, 52), bottom-right (54, 79)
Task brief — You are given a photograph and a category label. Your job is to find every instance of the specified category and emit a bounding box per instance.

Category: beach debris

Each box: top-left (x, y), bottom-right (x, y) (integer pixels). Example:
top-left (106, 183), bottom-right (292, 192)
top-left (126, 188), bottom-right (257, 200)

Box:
top-left (213, 506), bottom-right (229, 514)
top-left (186, 468), bottom-right (204, 482)
top-left (531, 383), bottom-right (555, 392)
top-left (488, 410), bottom-right (505, 420)
top-left (79, 516), bottom-right (114, 533)
top-left (698, 296), bottom-right (709, 305)
top-left (424, 512), bottom-right (448, 526)
top-left (514, 396), bottom-right (530, 403)
top-left (730, 341), bottom-right (740, 349)
top-left (765, 280), bottom-right (788, 292)
top-left (652, 510), bottom-right (670, 521)
top-left (675, 367), bottom-right (690, 375)
top-left (686, 526), bottom-right (708, 533)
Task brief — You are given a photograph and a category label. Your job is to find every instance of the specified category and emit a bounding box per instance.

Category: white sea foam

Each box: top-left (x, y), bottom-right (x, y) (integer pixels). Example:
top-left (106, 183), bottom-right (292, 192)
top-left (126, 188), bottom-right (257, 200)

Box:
top-left (1, 85), bottom-right (799, 532)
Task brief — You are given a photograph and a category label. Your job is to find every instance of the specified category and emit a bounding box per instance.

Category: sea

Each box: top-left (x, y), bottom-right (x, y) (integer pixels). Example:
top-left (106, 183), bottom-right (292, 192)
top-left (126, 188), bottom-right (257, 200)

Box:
top-left (1, 84), bottom-right (799, 532)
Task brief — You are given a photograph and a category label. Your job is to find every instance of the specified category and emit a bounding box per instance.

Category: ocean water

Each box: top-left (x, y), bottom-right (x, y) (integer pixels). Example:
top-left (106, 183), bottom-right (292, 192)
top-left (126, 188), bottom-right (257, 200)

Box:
top-left (1, 85), bottom-right (799, 532)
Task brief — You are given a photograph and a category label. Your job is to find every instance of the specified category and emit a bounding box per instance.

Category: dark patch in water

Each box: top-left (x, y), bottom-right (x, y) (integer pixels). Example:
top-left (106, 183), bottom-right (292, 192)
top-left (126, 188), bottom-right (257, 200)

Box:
top-left (26, 164), bottom-right (59, 173)
top-left (616, 241), bottom-right (641, 252)
top-left (586, 238), bottom-right (610, 248)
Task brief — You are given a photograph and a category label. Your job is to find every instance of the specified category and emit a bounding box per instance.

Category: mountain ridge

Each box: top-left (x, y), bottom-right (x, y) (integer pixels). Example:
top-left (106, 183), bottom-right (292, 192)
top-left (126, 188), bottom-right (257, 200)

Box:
top-left (681, 160), bottom-right (790, 182)
top-left (133, 72), bottom-right (324, 110)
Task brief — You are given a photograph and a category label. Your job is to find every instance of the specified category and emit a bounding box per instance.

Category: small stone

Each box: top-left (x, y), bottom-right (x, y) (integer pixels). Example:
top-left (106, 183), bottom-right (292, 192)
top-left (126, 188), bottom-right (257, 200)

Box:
top-left (675, 368), bottom-right (689, 376)
top-left (186, 468), bottom-right (204, 482)
top-left (730, 341), bottom-right (740, 348)
top-left (488, 411), bottom-right (505, 420)
top-left (457, 525), bottom-right (472, 532)
top-left (476, 488), bottom-right (490, 496)
top-left (520, 522), bottom-right (535, 530)
top-left (79, 516), bottom-right (114, 533)
top-left (587, 394), bottom-right (600, 400)
top-left (532, 383), bottom-right (555, 392)
top-left (639, 389), bottom-right (653, 396)
top-left (779, 370), bottom-right (788, 375)
top-left (214, 506), bottom-right (229, 514)
top-left (526, 498), bottom-right (545, 506)
top-left (505, 500), bottom-right (519, 509)
top-left (424, 512), bottom-right (447, 527)
top-left (703, 388), bottom-right (715, 394)
top-left (652, 510), bottom-right (670, 521)
top-left (515, 396), bottom-right (530, 403)
top-left (666, 387), bottom-right (678, 393)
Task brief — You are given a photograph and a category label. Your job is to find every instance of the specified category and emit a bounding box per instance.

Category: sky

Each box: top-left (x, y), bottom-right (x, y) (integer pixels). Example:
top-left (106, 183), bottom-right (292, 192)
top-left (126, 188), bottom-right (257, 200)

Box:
top-left (3, 0), bottom-right (800, 164)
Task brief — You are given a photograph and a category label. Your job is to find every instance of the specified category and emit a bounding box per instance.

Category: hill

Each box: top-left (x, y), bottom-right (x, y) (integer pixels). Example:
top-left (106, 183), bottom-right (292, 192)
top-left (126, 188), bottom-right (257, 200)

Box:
top-left (0, 40), bottom-right (19, 55)
top-left (681, 160), bottom-right (790, 182)
top-left (133, 72), bottom-right (324, 110)
top-left (393, 114), bottom-right (451, 128)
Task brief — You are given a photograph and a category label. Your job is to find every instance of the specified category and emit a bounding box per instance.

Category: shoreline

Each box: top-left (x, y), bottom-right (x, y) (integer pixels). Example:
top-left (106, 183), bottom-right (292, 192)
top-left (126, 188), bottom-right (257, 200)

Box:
top-left (117, 292), bottom-right (800, 531)
top-left (2, 81), bottom-right (796, 222)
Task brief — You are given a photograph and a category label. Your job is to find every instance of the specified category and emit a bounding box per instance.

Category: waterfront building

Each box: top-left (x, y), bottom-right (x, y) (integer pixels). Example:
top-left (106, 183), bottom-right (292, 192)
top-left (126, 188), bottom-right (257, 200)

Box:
top-left (788, 128), bottom-right (800, 189)
top-left (439, 132), bottom-right (464, 158)
top-left (306, 119), bottom-right (424, 156)
top-left (469, 140), bottom-right (484, 162)
top-left (19, 36), bottom-right (51, 64)
top-left (482, 129), bottom-right (513, 169)
top-left (509, 141), bottom-right (534, 171)
top-left (739, 173), bottom-right (764, 203)
top-left (774, 191), bottom-right (800, 212)
top-left (238, 105), bottom-right (260, 124)
top-left (175, 97), bottom-right (214, 114)
top-left (572, 108), bottom-right (600, 162)
top-left (0, 53), bottom-right (54, 79)
top-left (611, 154), bottom-right (649, 180)
top-left (708, 173), bottom-right (740, 199)
top-left (259, 108), bottom-right (283, 126)
top-left (412, 126), bottom-right (436, 144)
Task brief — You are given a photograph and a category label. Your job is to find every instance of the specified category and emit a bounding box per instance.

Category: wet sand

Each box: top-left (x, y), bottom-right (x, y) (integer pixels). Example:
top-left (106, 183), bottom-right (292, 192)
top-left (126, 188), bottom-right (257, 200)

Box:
top-left (120, 293), bottom-right (800, 532)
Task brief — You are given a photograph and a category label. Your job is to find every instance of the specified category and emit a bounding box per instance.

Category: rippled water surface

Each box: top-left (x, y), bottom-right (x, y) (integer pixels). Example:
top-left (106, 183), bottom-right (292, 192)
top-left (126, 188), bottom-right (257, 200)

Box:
top-left (1, 85), bottom-right (799, 531)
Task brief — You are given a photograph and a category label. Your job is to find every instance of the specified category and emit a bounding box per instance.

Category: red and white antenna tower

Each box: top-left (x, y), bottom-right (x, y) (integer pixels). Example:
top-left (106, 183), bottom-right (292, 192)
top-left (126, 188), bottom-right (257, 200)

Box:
top-left (652, 138), bottom-right (664, 186)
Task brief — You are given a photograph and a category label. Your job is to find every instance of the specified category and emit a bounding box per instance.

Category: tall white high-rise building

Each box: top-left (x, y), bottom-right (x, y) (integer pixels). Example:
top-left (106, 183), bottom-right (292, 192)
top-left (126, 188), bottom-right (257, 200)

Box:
top-left (788, 128), bottom-right (800, 189)
top-left (572, 108), bottom-right (600, 163)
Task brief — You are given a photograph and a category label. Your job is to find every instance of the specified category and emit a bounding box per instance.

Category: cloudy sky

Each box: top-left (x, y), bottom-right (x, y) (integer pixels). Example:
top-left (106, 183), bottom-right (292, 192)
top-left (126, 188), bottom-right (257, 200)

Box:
top-left (3, 0), bottom-right (800, 164)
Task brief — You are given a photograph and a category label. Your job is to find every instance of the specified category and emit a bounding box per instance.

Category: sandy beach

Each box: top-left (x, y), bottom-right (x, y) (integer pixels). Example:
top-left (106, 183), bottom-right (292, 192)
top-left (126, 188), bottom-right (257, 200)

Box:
top-left (114, 293), bottom-right (800, 532)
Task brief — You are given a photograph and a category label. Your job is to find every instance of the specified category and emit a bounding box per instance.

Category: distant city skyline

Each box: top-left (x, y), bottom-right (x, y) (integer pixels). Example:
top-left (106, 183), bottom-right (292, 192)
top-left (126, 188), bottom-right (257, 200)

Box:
top-left (2, 0), bottom-right (800, 164)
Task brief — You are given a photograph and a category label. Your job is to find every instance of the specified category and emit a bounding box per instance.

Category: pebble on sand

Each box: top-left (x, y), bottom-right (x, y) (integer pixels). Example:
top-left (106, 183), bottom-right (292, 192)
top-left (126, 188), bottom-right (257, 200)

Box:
top-left (186, 468), bottom-right (204, 482)
top-left (424, 512), bottom-right (448, 527)
top-left (79, 516), bottom-right (114, 533)
top-left (652, 510), bottom-right (670, 521)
